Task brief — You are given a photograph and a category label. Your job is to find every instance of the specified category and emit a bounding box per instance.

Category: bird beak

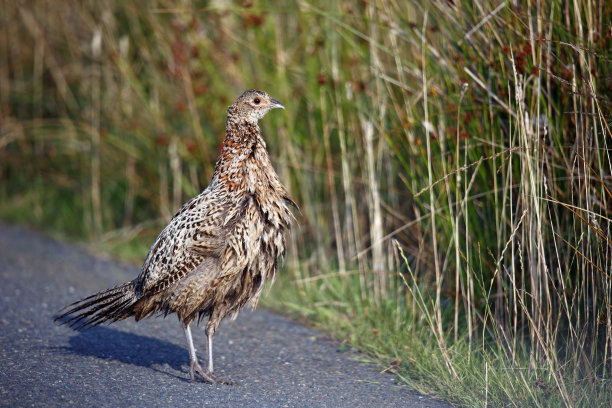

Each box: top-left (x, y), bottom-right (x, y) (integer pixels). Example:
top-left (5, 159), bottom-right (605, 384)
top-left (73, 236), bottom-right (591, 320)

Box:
top-left (269, 98), bottom-right (285, 110)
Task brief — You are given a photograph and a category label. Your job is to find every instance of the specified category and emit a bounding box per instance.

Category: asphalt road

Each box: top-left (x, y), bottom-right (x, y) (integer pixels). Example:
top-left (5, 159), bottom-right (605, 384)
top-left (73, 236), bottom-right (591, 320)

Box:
top-left (0, 223), bottom-right (452, 407)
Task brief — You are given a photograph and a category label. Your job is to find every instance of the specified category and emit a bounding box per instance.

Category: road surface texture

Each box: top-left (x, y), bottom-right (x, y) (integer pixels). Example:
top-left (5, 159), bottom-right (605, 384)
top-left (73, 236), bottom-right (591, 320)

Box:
top-left (0, 223), bottom-right (452, 407)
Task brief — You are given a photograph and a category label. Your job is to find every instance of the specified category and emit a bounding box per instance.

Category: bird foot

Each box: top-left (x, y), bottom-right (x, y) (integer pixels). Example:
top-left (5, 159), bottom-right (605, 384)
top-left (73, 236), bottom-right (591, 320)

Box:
top-left (190, 361), bottom-right (233, 385)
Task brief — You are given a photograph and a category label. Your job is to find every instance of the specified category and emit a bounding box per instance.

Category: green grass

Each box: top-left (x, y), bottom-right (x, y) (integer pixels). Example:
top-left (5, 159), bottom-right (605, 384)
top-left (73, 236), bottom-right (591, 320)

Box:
top-left (1, 0), bottom-right (611, 406)
top-left (266, 247), bottom-right (612, 407)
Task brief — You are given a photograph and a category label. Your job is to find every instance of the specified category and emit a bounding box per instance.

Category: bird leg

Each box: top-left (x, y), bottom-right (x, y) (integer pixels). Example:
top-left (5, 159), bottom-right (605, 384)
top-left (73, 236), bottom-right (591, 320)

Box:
top-left (206, 329), bottom-right (214, 373)
top-left (205, 326), bottom-right (233, 384)
top-left (183, 323), bottom-right (232, 384)
top-left (183, 323), bottom-right (215, 383)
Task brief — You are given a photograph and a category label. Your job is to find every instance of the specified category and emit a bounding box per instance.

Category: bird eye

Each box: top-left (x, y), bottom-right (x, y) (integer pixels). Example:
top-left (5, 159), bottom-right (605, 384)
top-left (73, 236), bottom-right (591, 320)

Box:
top-left (253, 98), bottom-right (261, 105)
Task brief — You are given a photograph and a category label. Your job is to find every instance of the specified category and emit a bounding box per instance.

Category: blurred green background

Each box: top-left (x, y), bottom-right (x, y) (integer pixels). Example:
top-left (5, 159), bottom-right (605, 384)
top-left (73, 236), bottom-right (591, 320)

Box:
top-left (1, 1), bottom-right (610, 406)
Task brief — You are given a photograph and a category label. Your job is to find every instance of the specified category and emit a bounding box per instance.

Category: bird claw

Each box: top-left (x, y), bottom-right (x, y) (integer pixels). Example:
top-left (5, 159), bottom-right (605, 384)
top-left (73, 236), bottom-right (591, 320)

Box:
top-left (190, 361), bottom-right (233, 385)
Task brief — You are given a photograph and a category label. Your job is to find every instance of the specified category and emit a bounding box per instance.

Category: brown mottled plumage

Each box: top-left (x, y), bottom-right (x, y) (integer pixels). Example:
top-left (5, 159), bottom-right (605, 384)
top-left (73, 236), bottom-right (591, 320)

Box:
top-left (55, 90), bottom-right (296, 384)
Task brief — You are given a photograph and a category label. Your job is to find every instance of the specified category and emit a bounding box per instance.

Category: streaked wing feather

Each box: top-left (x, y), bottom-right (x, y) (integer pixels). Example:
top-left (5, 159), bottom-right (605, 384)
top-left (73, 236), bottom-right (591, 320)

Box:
top-left (137, 188), bottom-right (229, 296)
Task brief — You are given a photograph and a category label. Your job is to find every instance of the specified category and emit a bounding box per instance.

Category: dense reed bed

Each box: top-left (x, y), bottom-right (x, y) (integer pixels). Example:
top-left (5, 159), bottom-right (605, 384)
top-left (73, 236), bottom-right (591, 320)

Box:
top-left (1, 1), bottom-right (610, 405)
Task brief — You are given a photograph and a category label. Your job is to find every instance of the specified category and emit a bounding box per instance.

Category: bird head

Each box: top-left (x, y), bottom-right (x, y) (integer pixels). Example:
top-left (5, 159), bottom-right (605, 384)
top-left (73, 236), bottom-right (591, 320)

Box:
top-left (228, 90), bottom-right (285, 124)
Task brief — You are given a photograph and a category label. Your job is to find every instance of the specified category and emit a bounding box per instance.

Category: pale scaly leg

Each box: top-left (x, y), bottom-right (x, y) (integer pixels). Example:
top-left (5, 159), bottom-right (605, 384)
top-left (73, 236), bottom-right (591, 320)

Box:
top-left (204, 326), bottom-right (233, 384)
top-left (207, 330), bottom-right (214, 373)
top-left (183, 323), bottom-right (232, 384)
top-left (183, 323), bottom-right (218, 383)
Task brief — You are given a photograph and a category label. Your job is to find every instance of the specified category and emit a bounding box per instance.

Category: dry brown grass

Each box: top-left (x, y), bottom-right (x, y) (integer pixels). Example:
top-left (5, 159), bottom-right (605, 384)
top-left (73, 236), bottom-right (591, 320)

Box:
top-left (1, 1), bottom-right (610, 406)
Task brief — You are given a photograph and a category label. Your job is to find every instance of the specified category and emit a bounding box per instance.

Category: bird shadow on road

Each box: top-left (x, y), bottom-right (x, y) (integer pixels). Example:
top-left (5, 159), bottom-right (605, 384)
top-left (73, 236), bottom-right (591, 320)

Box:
top-left (53, 326), bottom-right (190, 382)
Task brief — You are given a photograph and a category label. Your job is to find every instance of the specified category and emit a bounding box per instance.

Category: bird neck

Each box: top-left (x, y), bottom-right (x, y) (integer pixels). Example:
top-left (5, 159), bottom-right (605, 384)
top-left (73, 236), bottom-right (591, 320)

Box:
top-left (224, 118), bottom-right (260, 145)
top-left (212, 119), bottom-right (269, 193)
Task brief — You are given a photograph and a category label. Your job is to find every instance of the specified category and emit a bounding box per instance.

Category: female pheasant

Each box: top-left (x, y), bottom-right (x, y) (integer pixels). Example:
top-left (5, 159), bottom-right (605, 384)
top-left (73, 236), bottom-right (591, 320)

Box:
top-left (56, 90), bottom-right (296, 384)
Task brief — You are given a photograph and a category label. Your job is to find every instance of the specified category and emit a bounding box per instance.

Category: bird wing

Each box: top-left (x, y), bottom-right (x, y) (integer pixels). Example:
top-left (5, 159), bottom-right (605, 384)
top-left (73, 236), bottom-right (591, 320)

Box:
top-left (215, 196), bottom-right (264, 286)
top-left (135, 187), bottom-right (230, 296)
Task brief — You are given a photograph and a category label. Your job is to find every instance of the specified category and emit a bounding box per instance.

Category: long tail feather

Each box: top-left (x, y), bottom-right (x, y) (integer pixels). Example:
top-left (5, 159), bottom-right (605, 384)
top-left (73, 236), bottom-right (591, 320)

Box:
top-left (55, 282), bottom-right (137, 330)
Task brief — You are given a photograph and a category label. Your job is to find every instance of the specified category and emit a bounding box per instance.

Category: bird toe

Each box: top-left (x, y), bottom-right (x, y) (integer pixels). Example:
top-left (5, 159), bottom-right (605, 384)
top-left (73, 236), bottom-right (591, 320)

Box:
top-left (190, 361), bottom-right (232, 384)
